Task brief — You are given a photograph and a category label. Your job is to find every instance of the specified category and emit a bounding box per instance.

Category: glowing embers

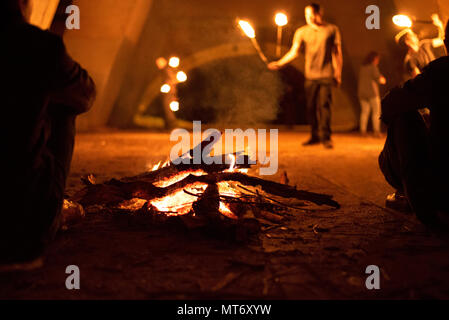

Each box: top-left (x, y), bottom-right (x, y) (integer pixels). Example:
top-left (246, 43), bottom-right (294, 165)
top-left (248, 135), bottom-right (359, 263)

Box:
top-left (150, 182), bottom-right (208, 216)
top-left (152, 169), bottom-right (206, 188)
top-left (141, 157), bottom-right (248, 219)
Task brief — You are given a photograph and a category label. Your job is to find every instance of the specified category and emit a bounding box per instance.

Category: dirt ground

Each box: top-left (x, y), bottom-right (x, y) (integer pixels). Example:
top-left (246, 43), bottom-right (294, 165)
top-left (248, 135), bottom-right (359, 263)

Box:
top-left (1, 131), bottom-right (449, 300)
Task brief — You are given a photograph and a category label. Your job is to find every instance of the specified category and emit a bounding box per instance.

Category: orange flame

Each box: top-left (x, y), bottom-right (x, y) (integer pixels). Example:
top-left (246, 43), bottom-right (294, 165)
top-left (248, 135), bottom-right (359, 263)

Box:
top-left (238, 20), bottom-right (256, 39)
top-left (393, 15), bottom-right (413, 28)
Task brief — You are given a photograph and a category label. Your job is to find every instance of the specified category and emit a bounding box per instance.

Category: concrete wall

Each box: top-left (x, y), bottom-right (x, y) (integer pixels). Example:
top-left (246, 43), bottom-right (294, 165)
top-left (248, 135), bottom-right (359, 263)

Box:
top-left (111, 0), bottom-right (407, 129)
top-left (62, 0), bottom-right (153, 130)
top-left (54, 0), bottom-right (447, 130)
top-left (30, 0), bottom-right (60, 29)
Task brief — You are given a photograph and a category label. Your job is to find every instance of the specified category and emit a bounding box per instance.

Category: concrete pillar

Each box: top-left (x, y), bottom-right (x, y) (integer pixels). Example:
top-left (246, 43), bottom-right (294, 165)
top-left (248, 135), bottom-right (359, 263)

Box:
top-left (63, 0), bottom-right (153, 130)
top-left (30, 0), bottom-right (60, 30)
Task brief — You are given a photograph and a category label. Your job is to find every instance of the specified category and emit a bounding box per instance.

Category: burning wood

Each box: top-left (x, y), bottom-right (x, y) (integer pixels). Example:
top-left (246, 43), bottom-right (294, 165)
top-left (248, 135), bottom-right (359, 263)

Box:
top-left (71, 136), bottom-right (340, 237)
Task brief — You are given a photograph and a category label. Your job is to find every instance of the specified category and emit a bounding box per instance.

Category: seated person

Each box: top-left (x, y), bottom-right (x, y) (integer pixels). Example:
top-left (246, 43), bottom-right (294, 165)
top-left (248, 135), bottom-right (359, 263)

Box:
top-left (0, 0), bottom-right (96, 265)
top-left (379, 19), bottom-right (449, 231)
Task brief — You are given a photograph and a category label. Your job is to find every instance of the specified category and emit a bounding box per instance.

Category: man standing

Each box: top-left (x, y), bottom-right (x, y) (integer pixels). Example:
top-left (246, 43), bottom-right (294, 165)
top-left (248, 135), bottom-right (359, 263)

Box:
top-left (1, 0), bottom-right (96, 266)
top-left (269, 3), bottom-right (343, 149)
top-left (379, 20), bottom-right (449, 231)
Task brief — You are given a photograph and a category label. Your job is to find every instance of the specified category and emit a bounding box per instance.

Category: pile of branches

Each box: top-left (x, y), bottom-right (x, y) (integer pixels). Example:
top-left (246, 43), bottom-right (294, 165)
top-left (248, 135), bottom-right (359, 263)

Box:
top-left (71, 137), bottom-right (340, 238)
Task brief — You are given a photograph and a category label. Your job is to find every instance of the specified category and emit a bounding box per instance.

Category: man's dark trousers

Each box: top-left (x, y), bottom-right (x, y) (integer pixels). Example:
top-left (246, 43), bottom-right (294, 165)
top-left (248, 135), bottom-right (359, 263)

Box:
top-left (305, 79), bottom-right (333, 142)
top-left (378, 110), bottom-right (440, 225)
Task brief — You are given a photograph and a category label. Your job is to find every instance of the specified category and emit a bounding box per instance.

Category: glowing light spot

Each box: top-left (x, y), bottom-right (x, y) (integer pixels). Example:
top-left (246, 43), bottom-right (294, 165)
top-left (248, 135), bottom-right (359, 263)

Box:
top-left (275, 13), bottom-right (288, 27)
top-left (168, 57), bottom-right (180, 68)
top-left (160, 84), bottom-right (171, 93)
top-left (170, 101), bottom-right (180, 112)
top-left (176, 71), bottom-right (187, 83)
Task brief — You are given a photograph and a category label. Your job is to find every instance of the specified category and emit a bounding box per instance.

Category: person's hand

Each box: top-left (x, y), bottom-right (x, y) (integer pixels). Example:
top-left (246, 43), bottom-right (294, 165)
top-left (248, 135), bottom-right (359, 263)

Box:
top-left (333, 74), bottom-right (342, 87)
top-left (431, 14), bottom-right (443, 28)
top-left (268, 61), bottom-right (281, 70)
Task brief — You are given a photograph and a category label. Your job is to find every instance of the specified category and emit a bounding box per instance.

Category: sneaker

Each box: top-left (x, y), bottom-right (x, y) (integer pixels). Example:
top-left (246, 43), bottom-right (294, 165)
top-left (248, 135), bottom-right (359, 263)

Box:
top-left (322, 140), bottom-right (334, 149)
top-left (302, 138), bottom-right (321, 146)
top-left (385, 192), bottom-right (412, 213)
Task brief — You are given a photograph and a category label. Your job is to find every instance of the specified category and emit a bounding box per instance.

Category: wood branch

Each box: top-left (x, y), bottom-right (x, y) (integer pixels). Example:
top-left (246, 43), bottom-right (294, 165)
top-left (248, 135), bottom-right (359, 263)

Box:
top-left (73, 171), bottom-right (339, 209)
top-left (213, 172), bottom-right (340, 208)
top-left (120, 155), bottom-right (252, 183)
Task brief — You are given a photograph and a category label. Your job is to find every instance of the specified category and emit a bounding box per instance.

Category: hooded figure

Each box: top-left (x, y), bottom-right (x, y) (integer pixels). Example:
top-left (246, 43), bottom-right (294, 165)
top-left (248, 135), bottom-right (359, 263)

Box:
top-left (0, 0), bottom-right (96, 265)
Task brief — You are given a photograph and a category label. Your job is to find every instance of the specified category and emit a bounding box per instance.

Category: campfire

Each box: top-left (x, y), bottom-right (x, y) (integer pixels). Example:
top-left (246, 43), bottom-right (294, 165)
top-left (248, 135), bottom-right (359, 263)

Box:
top-left (71, 137), bottom-right (340, 237)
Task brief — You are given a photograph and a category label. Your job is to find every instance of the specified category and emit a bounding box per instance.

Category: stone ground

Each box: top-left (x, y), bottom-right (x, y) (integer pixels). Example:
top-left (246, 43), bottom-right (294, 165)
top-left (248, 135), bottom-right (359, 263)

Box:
top-left (1, 131), bottom-right (449, 300)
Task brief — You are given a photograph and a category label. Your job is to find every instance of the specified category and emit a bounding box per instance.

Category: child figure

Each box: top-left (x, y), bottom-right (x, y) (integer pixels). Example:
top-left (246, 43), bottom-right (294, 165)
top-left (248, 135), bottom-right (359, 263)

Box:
top-left (358, 51), bottom-right (387, 137)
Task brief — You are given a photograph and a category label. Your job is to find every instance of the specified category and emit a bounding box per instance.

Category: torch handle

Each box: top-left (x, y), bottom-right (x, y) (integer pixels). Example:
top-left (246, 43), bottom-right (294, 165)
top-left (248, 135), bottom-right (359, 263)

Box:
top-left (250, 38), bottom-right (269, 65)
top-left (414, 19), bottom-right (433, 24)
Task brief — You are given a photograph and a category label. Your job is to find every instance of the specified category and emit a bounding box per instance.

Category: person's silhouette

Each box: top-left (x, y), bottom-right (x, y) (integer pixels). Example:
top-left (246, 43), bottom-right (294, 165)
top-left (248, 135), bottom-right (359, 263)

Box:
top-left (379, 19), bottom-right (449, 231)
top-left (0, 0), bottom-right (96, 264)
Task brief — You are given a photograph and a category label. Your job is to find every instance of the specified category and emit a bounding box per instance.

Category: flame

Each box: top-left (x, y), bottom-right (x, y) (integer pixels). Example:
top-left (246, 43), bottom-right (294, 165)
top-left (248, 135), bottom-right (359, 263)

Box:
top-left (117, 198), bottom-right (147, 211)
top-left (170, 101), bottom-right (179, 112)
top-left (145, 158), bottom-right (249, 219)
top-left (168, 57), bottom-right (180, 68)
top-left (227, 154), bottom-right (236, 172)
top-left (160, 84), bottom-right (171, 93)
top-left (162, 160), bottom-right (170, 168)
top-left (152, 161), bottom-right (161, 171)
top-left (238, 20), bottom-right (256, 39)
top-left (176, 71), bottom-right (187, 83)
top-left (275, 12), bottom-right (288, 27)
top-left (153, 169), bottom-right (206, 188)
top-left (151, 182), bottom-right (208, 216)
top-left (393, 15), bottom-right (412, 28)
top-left (219, 202), bottom-right (238, 220)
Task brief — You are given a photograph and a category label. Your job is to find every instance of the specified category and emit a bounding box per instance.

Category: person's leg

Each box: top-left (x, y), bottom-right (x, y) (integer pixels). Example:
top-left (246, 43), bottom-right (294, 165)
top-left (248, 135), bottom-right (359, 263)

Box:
top-left (304, 80), bottom-right (320, 143)
top-left (379, 110), bottom-right (437, 225)
top-left (318, 82), bottom-right (333, 143)
top-left (44, 111), bottom-right (77, 239)
top-left (0, 112), bottom-right (76, 264)
top-left (359, 98), bottom-right (370, 134)
top-left (371, 96), bottom-right (381, 134)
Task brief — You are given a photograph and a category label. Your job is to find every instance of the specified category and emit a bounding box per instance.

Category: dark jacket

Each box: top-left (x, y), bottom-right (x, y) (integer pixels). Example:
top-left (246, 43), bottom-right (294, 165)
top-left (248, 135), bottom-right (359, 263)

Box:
top-left (381, 56), bottom-right (449, 186)
top-left (1, 16), bottom-right (96, 176)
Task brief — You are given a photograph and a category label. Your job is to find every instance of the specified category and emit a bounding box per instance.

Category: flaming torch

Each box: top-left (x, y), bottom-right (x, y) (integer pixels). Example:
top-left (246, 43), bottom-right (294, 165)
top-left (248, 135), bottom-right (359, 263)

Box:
top-left (393, 14), bottom-right (433, 28)
top-left (274, 12), bottom-right (288, 57)
top-left (238, 19), bottom-right (268, 65)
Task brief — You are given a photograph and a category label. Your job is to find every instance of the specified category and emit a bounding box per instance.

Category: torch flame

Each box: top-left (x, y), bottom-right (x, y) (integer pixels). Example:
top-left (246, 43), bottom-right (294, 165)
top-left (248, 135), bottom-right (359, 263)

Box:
top-left (170, 101), bottom-right (180, 112)
top-left (160, 84), bottom-right (171, 93)
top-left (393, 14), bottom-right (413, 28)
top-left (176, 71), bottom-right (187, 83)
top-left (275, 12), bottom-right (288, 27)
top-left (238, 20), bottom-right (256, 39)
top-left (168, 57), bottom-right (180, 68)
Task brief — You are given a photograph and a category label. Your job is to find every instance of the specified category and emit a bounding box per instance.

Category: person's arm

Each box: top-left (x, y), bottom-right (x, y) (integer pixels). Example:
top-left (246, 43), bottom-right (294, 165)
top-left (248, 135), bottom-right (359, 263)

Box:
top-left (405, 57), bottom-right (421, 78)
top-left (373, 65), bottom-right (387, 85)
top-left (268, 28), bottom-right (302, 70)
top-left (332, 26), bottom-right (343, 85)
top-left (431, 14), bottom-right (445, 48)
top-left (420, 14), bottom-right (445, 48)
top-left (381, 63), bottom-right (436, 124)
top-left (50, 37), bottom-right (96, 115)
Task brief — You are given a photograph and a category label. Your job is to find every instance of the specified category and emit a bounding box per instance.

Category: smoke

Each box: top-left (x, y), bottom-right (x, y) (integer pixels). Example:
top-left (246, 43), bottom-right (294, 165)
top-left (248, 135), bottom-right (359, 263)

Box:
top-left (185, 56), bottom-right (284, 126)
